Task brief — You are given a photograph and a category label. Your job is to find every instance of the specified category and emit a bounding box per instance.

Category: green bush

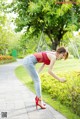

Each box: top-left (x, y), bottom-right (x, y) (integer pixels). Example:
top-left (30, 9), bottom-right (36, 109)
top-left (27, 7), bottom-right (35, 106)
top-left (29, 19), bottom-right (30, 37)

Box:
top-left (40, 71), bottom-right (80, 116)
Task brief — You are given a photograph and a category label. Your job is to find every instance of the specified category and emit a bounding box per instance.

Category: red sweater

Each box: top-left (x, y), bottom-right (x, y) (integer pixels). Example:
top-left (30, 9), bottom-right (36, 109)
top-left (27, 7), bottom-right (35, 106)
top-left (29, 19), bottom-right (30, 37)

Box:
top-left (34, 52), bottom-right (50, 65)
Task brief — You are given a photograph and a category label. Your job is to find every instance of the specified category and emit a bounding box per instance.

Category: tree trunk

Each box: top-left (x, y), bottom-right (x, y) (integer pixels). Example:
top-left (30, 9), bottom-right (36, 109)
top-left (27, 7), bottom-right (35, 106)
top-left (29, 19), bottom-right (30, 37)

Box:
top-left (46, 29), bottom-right (63, 50)
top-left (51, 40), bottom-right (59, 50)
top-left (46, 32), bottom-right (60, 50)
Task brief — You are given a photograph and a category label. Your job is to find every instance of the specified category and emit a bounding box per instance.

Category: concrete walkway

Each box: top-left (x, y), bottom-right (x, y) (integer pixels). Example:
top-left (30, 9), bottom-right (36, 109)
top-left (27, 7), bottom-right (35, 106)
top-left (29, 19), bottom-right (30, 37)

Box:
top-left (0, 60), bottom-right (67, 119)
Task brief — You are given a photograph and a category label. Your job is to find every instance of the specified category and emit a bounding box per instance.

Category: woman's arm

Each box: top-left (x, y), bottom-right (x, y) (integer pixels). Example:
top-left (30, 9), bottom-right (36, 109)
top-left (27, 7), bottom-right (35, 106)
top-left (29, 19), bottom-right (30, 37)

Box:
top-left (48, 55), bottom-right (66, 82)
top-left (38, 63), bottom-right (45, 73)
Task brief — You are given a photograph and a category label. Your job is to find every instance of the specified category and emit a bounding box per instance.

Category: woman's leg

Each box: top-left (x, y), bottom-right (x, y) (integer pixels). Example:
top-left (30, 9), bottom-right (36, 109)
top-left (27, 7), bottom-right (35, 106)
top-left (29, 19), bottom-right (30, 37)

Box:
top-left (23, 56), bottom-right (41, 98)
top-left (23, 55), bottom-right (46, 109)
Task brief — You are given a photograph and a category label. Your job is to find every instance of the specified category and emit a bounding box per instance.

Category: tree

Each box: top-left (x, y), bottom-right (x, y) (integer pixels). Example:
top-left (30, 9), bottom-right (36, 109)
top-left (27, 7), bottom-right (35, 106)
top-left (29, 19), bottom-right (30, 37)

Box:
top-left (0, 0), bottom-right (22, 55)
top-left (7, 0), bottom-right (80, 49)
top-left (0, 13), bottom-right (9, 54)
top-left (0, 12), bottom-right (21, 55)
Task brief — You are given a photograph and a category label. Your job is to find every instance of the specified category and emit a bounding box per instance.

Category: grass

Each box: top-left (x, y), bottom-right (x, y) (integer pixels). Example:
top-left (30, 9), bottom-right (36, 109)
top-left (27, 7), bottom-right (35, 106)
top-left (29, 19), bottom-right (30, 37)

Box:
top-left (15, 58), bottom-right (80, 119)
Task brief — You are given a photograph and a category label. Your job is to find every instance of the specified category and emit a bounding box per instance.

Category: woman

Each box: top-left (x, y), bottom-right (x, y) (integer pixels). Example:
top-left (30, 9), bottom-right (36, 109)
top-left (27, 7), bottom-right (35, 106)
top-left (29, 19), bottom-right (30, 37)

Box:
top-left (23, 47), bottom-right (68, 109)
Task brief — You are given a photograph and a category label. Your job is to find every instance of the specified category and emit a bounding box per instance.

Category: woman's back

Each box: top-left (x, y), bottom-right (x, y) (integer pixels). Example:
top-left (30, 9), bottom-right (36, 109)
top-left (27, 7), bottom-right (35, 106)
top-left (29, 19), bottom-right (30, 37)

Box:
top-left (34, 51), bottom-right (55, 65)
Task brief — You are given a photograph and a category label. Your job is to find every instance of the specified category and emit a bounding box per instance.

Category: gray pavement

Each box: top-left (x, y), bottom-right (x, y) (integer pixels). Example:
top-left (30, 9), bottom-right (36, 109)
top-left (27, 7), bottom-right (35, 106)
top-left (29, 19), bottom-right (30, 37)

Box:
top-left (0, 59), bottom-right (67, 119)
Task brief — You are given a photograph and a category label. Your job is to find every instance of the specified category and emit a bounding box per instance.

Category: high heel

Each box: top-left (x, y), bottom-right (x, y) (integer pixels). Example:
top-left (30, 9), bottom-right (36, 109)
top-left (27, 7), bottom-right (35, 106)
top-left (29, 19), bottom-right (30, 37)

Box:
top-left (35, 96), bottom-right (46, 106)
top-left (35, 96), bottom-right (46, 109)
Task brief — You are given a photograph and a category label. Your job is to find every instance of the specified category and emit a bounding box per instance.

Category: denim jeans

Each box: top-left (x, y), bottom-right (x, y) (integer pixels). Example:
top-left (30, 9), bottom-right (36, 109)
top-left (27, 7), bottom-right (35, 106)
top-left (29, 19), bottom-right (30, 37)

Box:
top-left (23, 55), bottom-right (41, 98)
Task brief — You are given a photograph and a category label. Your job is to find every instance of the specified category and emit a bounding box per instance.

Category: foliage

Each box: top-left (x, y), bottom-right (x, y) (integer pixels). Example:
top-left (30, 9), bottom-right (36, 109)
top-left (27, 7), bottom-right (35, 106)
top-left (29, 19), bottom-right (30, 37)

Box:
top-left (40, 71), bottom-right (80, 116)
top-left (7, 32), bottom-right (22, 56)
top-left (6, 0), bottom-right (80, 49)
top-left (0, 55), bottom-right (13, 60)
top-left (68, 32), bottom-right (80, 58)
top-left (19, 33), bottom-right (39, 54)
top-left (0, 14), bottom-right (8, 54)
top-left (0, 22), bottom-right (22, 56)
top-left (0, 54), bottom-right (16, 64)
top-left (0, 0), bottom-right (22, 56)
top-left (18, 31), bottom-right (51, 55)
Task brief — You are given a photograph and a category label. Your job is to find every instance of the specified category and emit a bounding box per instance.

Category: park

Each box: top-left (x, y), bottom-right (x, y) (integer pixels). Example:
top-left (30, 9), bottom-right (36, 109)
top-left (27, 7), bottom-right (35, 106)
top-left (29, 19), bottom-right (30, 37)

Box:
top-left (0, 0), bottom-right (80, 119)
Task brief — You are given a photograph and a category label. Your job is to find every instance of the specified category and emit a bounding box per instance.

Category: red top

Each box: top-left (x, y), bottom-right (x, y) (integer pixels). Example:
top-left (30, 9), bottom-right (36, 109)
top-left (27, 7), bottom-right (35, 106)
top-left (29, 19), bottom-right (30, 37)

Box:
top-left (34, 52), bottom-right (50, 65)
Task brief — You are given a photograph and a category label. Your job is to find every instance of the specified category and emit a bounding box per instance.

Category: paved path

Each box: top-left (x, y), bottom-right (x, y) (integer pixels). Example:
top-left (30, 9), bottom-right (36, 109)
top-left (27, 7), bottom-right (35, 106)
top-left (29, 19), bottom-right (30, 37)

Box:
top-left (0, 60), bottom-right (67, 119)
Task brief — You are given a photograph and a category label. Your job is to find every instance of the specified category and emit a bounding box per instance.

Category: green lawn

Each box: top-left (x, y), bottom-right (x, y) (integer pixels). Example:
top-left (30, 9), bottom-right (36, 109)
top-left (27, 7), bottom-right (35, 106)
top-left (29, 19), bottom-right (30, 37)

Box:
top-left (15, 59), bottom-right (80, 119)
top-left (36, 59), bottom-right (80, 72)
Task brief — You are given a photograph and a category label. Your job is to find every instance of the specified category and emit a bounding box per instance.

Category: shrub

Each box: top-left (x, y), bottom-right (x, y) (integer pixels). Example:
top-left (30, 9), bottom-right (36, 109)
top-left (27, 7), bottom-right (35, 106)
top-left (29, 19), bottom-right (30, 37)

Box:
top-left (0, 55), bottom-right (16, 64)
top-left (0, 55), bottom-right (13, 60)
top-left (40, 71), bottom-right (80, 116)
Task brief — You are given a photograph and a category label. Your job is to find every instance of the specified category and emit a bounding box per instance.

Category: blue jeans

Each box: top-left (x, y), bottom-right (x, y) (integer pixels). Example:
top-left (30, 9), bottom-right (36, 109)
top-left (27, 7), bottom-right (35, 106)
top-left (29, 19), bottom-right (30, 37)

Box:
top-left (23, 55), bottom-right (41, 98)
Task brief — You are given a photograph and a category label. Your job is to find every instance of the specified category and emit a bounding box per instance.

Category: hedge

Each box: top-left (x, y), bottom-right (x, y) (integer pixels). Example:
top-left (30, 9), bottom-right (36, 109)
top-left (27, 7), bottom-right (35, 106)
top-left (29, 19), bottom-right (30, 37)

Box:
top-left (0, 55), bottom-right (13, 60)
top-left (0, 55), bottom-right (16, 64)
top-left (40, 71), bottom-right (80, 116)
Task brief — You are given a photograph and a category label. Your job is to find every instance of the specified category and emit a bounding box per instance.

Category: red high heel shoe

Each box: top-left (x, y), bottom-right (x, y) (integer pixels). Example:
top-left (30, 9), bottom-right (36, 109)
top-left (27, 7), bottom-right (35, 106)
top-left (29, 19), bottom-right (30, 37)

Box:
top-left (35, 96), bottom-right (46, 106)
top-left (35, 96), bottom-right (46, 109)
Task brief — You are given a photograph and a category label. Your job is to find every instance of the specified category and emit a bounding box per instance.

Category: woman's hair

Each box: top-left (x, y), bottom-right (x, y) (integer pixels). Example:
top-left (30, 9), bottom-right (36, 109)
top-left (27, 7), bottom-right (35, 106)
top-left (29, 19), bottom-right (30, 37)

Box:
top-left (56, 47), bottom-right (69, 59)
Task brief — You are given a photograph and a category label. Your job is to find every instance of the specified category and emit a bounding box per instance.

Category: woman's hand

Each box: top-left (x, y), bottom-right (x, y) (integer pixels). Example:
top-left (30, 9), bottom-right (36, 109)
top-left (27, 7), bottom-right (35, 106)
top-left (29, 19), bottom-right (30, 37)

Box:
top-left (59, 78), bottom-right (66, 83)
